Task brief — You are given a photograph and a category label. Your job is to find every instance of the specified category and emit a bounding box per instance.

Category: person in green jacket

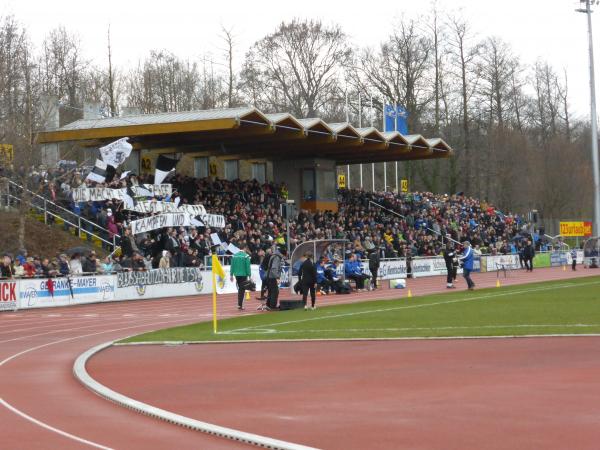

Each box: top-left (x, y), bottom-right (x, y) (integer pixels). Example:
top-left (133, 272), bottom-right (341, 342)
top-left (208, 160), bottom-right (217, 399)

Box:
top-left (230, 245), bottom-right (252, 310)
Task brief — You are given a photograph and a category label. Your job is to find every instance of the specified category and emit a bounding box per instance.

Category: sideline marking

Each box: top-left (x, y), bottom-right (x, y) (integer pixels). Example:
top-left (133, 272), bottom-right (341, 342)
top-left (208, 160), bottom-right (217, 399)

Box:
top-left (222, 323), bottom-right (600, 335)
top-left (74, 342), bottom-right (319, 450)
top-left (115, 333), bottom-right (600, 346)
top-left (226, 280), bottom-right (600, 335)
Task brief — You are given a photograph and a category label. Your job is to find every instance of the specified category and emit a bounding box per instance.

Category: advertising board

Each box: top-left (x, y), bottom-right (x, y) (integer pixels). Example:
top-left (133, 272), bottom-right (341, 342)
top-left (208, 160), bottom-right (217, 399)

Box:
top-left (559, 221), bottom-right (593, 237)
top-left (116, 268), bottom-right (207, 299)
top-left (485, 255), bottom-right (521, 272)
top-left (18, 275), bottom-right (115, 309)
top-left (0, 281), bottom-right (18, 311)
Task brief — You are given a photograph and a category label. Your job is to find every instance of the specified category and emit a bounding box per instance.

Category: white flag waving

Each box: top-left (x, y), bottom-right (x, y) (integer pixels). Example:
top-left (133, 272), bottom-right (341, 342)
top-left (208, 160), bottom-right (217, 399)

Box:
top-left (86, 159), bottom-right (108, 183)
top-left (99, 138), bottom-right (132, 168)
top-left (154, 154), bottom-right (178, 184)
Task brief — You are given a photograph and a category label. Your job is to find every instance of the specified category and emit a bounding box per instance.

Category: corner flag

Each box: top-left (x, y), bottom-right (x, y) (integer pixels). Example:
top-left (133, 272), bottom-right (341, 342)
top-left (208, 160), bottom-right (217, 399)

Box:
top-left (211, 255), bottom-right (226, 333)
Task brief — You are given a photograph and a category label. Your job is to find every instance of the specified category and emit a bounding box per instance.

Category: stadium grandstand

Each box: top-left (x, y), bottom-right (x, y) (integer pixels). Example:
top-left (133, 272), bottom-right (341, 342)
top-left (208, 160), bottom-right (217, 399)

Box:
top-left (0, 106), bottom-right (547, 280)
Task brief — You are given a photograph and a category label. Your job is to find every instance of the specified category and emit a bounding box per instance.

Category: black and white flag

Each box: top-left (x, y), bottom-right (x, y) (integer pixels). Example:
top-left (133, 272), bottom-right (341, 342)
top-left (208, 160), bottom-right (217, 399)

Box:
top-left (154, 154), bottom-right (178, 184)
top-left (86, 159), bottom-right (109, 183)
top-left (99, 138), bottom-right (132, 168)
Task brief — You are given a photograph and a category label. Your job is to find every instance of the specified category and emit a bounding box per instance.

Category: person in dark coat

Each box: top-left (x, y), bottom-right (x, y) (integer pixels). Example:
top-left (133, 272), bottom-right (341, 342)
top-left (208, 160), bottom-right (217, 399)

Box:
top-left (298, 252), bottom-right (317, 310)
top-left (257, 248), bottom-right (271, 300)
top-left (443, 243), bottom-right (457, 289)
top-left (120, 228), bottom-right (135, 258)
top-left (368, 248), bottom-right (381, 290)
top-left (523, 239), bottom-right (535, 272)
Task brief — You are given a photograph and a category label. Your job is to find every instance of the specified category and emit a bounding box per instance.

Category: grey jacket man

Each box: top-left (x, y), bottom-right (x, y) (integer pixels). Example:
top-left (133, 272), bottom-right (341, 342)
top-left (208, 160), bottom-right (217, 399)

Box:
top-left (266, 251), bottom-right (283, 279)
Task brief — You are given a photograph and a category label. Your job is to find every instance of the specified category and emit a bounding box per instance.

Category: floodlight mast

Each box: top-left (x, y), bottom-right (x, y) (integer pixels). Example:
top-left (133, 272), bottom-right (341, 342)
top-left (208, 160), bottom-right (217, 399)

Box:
top-left (577, 0), bottom-right (600, 236)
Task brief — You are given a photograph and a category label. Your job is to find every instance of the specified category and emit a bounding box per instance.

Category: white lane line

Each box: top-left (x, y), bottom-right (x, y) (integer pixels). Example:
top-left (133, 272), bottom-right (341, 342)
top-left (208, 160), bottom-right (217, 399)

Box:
top-left (228, 280), bottom-right (600, 334)
top-left (0, 398), bottom-right (113, 450)
top-left (0, 318), bottom-right (154, 345)
top-left (0, 317), bottom-right (196, 449)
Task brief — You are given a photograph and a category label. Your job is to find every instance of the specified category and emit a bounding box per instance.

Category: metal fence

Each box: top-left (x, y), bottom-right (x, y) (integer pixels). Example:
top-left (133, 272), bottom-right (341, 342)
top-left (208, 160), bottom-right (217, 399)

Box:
top-left (1, 178), bottom-right (120, 251)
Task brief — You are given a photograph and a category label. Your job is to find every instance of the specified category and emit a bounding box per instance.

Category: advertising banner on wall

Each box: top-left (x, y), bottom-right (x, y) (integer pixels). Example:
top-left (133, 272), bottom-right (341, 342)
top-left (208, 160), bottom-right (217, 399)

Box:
top-left (363, 257), bottom-right (472, 280)
top-left (0, 281), bottom-right (18, 311)
top-left (116, 267), bottom-right (207, 299)
top-left (18, 275), bottom-right (115, 309)
top-left (485, 255), bottom-right (521, 272)
top-left (559, 221), bottom-right (592, 237)
top-left (533, 252), bottom-right (551, 268)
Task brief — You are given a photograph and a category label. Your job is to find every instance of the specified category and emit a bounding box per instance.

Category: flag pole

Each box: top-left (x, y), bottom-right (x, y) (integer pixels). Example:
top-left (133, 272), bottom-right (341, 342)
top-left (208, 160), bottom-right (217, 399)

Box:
top-left (345, 90), bottom-right (350, 189)
top-left (359, 93), bottom-right (363, 189)
top-left (394, 99), bottom-right (398, 194)
top-left (212, 263), bottom-right (218, 334)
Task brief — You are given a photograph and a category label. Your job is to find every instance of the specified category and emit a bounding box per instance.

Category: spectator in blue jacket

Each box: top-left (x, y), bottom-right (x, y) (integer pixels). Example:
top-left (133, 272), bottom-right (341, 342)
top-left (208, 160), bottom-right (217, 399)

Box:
top-left (344, 253), bottom-right (370, 290)
top-left (316, 257), bottom-right (332, 294)
top-left (458, 241), bottom-right (475, 290)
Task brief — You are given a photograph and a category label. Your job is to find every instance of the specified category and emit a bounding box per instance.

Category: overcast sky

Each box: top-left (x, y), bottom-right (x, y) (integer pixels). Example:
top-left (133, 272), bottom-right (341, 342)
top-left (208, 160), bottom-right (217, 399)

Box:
top-left (2, 0), bottom-right (597, 119)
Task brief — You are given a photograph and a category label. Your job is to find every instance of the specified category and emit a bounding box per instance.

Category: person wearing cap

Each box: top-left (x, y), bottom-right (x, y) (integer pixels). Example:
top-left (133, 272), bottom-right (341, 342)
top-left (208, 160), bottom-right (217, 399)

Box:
top-left (458, 241), bottom-right (475, 290)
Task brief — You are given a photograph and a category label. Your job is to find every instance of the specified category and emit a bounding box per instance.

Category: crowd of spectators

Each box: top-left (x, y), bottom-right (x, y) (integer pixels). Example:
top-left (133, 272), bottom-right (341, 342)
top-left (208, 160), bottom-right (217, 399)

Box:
top-left (0, 164), bottom-right (536, 279)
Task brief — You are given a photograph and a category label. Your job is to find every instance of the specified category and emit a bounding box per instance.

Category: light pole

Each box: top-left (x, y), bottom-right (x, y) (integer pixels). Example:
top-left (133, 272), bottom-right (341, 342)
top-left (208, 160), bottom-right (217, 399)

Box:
top-left (578, 0), bottom-right (600, 236)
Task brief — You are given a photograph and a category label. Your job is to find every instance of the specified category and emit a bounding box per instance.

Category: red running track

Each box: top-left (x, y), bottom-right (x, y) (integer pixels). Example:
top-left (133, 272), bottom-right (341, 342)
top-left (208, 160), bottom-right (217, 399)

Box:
top-left (0, 266), bottom-right (598, 449)
top-left (90, 337), bottom-right (600, 450)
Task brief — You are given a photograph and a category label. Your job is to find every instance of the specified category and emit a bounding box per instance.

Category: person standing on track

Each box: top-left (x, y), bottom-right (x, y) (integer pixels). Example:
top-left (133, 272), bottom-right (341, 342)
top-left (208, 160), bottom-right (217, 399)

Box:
top-left (458, 241), bottom-right (475, 290)
top-left (257, 248), bottom-right (271, 300)
top-left (265, 247), bottom-right (284, 310)
top-left (523, 239), bottom-right (535, 272)
top-left (443, 242), bottom-right (457, 289)
top-left (368, 248), bottom-right (381, 290)
top-left (230, 245), bottom-right (251, 310)
top-left (299, 252), bottom-right (317, 310)
top-left (571, 248), bottom-right (578, 271)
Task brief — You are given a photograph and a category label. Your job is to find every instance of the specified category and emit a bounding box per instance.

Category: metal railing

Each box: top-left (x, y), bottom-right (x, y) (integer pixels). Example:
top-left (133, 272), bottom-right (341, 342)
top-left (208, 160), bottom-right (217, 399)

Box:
top-left (3, 181), bottom-right (119, 251)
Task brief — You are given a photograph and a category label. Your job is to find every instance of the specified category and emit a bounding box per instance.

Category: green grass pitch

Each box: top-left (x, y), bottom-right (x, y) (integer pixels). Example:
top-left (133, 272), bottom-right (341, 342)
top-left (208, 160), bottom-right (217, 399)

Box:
top-left (121, 276), bottom-right (600, 343)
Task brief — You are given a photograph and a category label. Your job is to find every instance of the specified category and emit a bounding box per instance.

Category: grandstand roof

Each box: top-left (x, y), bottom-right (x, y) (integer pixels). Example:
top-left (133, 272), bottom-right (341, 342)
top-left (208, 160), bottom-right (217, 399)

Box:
top-left (36, 106), bottom-right (453, 164)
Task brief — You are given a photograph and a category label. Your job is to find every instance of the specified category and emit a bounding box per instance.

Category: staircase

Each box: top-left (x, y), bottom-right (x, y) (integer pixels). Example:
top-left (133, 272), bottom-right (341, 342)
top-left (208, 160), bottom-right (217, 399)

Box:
top-left (2, 179), bottom-right (119, 253)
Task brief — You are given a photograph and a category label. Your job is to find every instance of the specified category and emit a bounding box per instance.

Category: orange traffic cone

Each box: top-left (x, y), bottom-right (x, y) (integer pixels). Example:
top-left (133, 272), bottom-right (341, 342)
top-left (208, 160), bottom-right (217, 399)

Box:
top-left (496, 279), bottom-right (501, 288)
top-left (407, 289), bottom-right (412, 298)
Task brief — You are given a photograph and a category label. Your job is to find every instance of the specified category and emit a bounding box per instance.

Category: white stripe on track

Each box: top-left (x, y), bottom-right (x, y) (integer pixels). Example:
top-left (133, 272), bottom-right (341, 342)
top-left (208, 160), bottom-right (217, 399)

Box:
top-left (0, 398), bottom-right (114, 450)
top-left (0, 317), bottom-right (196, 449)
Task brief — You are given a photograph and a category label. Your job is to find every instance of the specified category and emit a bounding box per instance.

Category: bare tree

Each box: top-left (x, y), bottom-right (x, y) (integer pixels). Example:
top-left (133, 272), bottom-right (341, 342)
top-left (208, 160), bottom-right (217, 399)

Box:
top-left (240, 19), bottom-right (350, 117)
top-left (106, 26), bottom-right (117, 116)
top-left (447, 15), bottom-right (480, 195)
top-left (220, 26), bottom-right (236, 108)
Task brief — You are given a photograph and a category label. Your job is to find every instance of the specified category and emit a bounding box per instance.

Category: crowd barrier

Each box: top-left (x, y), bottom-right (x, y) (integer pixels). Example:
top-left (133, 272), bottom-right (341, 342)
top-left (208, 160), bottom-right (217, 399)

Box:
top-left (0, 251), bottom-right (584, 311)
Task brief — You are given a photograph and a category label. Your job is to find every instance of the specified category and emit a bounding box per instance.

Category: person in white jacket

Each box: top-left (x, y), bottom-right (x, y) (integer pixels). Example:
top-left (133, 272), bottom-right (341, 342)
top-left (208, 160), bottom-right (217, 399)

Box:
top-left (69, 254), bottom-right (83, 274)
